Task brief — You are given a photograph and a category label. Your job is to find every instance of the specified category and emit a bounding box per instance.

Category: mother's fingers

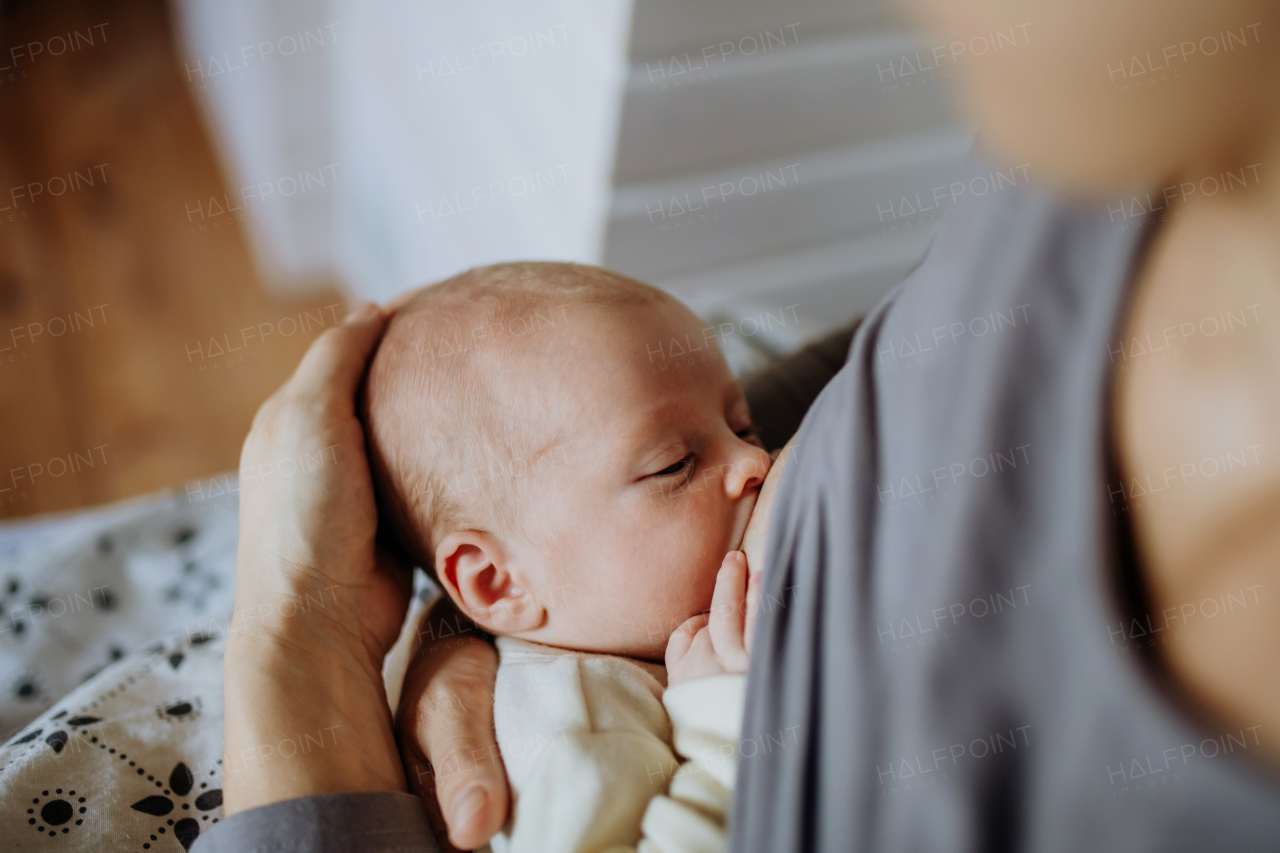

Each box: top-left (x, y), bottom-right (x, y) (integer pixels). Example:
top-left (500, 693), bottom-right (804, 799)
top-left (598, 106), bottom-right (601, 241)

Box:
top-left (286, 302), bottom-right (389, 405)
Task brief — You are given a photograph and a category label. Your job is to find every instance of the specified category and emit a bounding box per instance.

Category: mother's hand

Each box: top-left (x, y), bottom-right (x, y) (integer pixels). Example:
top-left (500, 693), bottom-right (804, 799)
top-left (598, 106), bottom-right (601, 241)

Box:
top-left (223, 302), bottom-right (515, 852)
top-left (223, 303), bottom-right (412, 813)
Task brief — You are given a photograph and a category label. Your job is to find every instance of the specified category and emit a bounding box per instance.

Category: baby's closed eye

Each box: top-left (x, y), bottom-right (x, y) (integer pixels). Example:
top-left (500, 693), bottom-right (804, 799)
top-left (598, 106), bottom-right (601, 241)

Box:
top-left (653, 455), bottom-right (694, 477)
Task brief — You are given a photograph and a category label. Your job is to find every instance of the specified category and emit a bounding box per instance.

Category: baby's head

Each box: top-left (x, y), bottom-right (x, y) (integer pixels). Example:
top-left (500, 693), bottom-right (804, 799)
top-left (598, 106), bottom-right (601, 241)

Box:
top-left (363, 262), bottom-right (769, 660)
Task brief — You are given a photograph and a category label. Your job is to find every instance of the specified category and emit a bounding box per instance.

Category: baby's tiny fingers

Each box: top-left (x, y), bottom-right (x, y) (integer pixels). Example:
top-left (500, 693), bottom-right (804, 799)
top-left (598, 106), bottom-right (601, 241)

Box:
top-left (709, 552), bottom-right (748, 660)
top-left (744, 568), bottom-right (762, 657)
top-left (665, 613), bottom-right (710, 669)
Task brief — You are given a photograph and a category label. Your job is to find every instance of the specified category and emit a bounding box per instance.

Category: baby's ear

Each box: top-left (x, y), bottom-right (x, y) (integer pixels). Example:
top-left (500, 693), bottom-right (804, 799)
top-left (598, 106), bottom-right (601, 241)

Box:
top-left (435, 531), bottom-right (545, 634)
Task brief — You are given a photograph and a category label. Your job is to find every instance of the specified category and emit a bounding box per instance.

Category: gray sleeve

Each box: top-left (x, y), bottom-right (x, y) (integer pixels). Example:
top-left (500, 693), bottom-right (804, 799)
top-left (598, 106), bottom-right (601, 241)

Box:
top-left (191, 791), bottom-right (442, 853)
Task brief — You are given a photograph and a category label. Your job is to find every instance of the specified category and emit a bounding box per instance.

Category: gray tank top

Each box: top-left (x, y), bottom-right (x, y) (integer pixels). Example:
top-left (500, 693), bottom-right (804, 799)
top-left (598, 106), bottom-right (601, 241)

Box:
top-left (733, 158), bottom-right (1280, 852)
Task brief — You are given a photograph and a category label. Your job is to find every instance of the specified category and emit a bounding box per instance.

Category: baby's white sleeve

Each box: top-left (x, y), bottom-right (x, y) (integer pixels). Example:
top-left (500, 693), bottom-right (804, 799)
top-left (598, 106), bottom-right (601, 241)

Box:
top-left (490, 641), bottom-right (745, 853)
top-left (637, 674), bottom-right (747, 853)
top-left (492, 643), bottom-right (677, 853)
top-left (499, 729), bottom-right (679, 853)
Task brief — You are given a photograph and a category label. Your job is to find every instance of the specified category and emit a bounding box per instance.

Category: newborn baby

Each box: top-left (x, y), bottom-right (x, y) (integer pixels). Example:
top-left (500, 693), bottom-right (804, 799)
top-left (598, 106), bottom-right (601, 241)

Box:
top-left (363, 262), bottom-right (771, 852)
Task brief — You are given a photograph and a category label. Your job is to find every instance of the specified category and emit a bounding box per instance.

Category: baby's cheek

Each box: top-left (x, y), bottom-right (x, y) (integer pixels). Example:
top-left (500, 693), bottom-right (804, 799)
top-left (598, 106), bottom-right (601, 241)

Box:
top-left (620, 590), bottom-right (693, 651)
top-left (681, 552), bottom-right (723, 613)
top-left (650, 566), bottom-right (709, 624)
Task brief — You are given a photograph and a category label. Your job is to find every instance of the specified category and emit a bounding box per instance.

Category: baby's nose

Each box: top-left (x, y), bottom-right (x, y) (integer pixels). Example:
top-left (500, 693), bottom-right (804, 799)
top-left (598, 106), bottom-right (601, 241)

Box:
top-left (724, 444), bottom-right (771, 498)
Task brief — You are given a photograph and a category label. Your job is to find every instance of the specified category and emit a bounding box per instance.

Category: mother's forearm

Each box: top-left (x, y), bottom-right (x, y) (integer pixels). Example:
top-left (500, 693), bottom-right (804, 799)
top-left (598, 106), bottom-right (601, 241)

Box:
top-left (222, 626), bottom-right (407, 815)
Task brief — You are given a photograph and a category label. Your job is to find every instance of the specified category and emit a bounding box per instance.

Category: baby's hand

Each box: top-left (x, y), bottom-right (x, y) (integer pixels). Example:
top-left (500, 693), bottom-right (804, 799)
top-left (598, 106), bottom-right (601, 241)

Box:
top-left (666, 551), bottom-right (760, 686)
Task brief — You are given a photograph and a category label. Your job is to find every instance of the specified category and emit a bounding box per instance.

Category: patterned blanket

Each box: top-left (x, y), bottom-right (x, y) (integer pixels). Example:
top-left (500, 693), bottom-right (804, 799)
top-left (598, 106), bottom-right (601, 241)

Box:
top-left (0, 477), bottom-right (437, 851)
top-left (0, 480), bottom-right (239, 851)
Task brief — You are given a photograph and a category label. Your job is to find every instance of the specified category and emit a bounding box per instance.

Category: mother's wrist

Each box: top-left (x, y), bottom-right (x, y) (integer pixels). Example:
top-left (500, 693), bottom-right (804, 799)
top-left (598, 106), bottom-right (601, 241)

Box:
top-left (223, 617), bottom-right (380, 690)
top-left (225, 594), bottom-right (370, 667)
top-left (225, 557), bottom-right (389, 676)
top-left (222, 623), bottom-right (407, 815)
top-left (220, 576), bottom-right (408, 815)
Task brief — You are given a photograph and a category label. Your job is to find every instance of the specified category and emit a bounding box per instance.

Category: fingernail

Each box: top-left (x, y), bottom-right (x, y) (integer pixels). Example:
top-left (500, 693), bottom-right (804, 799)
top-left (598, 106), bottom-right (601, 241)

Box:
top-left (344, 302), bottom-right (379, 323)
top-left (451, 783), bottom-right (487, 830)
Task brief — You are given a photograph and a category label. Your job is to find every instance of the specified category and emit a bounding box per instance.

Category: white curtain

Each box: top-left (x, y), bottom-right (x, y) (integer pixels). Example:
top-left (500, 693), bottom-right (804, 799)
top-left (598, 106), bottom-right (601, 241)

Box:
top-left (172, 0), bottom-right (634, 301)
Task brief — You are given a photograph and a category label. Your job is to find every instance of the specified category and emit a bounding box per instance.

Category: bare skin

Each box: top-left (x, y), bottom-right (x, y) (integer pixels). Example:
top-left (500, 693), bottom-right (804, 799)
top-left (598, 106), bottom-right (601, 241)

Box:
top-left (1114, 156), bottom-right (1280, 757)
top-left (425, 300), bottom-right (769, 662)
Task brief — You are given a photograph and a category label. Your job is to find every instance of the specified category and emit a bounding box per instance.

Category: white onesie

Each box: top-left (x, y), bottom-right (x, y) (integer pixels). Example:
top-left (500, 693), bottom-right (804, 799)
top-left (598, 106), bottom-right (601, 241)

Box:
top-left (488, 636), bottom-right (745, 853)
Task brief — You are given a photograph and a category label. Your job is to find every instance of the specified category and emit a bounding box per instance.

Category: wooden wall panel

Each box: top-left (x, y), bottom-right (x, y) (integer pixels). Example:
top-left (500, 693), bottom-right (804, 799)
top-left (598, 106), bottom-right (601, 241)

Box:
top-left (0, 0), bottom-right (346, 520)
